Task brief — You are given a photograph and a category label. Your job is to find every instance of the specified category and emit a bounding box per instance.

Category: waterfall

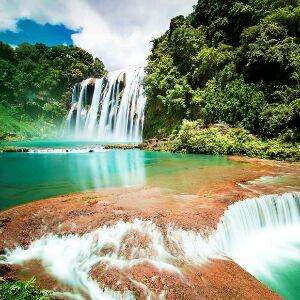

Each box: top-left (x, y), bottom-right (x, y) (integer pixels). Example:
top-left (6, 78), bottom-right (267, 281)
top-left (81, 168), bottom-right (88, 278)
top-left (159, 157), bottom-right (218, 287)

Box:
top-left (2, 193), bottom-right (300, 299)
top-left (214, 193), bottom-right (300, 256)
top-left (213, 192), bottom-right (300, 297)
top-left (65, 68), bottom-right (146, 142)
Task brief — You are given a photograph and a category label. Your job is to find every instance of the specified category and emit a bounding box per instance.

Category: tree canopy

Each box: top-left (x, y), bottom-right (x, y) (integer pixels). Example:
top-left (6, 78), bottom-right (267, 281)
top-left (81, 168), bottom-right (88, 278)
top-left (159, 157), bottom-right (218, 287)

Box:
top-left (144, 0), bottom-right (300, 141)
top-left (0, 42), bottom-right (105, 128)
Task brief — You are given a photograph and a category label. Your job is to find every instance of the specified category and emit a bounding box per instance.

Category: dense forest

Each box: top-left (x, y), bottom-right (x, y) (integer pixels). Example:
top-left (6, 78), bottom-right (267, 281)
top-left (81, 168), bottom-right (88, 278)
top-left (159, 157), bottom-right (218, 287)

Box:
top-left (144, 0), bottom-right (300, 145)
top-left (0, 42), bottom-right (105, 140)
top-left (0, 0), bottom-right (299, 160)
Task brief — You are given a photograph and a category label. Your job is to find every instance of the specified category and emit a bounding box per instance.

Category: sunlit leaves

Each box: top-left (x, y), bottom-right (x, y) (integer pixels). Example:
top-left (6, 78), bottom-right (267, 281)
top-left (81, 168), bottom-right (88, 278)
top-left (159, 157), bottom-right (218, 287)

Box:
top-left (0, 42), bottom-right (106, 123)
top-left (144, 0), bottom-right (300, 141)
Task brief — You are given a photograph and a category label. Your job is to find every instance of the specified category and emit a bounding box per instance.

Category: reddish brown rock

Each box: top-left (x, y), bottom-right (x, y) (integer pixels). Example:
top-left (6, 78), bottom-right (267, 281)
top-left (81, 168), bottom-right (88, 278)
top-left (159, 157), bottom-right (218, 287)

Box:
top-left (0, 156), bottom-right (299, 298)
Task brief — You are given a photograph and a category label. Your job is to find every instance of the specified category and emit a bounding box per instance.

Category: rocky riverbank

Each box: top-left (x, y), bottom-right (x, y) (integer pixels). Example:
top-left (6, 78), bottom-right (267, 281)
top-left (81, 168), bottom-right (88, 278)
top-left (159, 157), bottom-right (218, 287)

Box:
top-left (0, 156), bottom-right (299, 299)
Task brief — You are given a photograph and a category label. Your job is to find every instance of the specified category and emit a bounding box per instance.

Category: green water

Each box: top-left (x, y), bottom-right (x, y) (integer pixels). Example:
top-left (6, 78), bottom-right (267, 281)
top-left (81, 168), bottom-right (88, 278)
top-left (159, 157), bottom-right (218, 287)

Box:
top-left (0, 146), bottom-right (237, 210)
top-left (258, 257), bottom-right (300, 300)
top-left (1, 141), bottom-right (300, 299)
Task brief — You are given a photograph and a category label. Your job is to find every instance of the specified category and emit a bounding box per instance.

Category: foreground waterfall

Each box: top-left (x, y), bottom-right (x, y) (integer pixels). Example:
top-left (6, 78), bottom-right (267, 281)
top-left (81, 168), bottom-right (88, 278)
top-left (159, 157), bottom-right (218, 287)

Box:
top-left (2, 192), bottom-right (300, 299)
top-left (65, 68), bottom-right (146, 142)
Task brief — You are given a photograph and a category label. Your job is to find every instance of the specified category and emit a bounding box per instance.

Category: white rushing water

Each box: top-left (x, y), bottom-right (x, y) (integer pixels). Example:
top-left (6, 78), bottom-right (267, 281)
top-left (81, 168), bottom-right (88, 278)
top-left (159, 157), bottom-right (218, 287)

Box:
top-left (2, 192), bottom-right (300, 299)
top-left (26, 147), bottom-right (107, 154)
top-left (65, 68), bottom-right (146, 142)
top-left (213, 193), bottom-right (300, 279)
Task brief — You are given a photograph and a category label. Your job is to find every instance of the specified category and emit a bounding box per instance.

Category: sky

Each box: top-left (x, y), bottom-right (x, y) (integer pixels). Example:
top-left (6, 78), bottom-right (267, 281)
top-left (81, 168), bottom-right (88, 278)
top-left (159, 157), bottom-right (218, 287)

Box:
top-left (0, 0), bottom-right (196, 70)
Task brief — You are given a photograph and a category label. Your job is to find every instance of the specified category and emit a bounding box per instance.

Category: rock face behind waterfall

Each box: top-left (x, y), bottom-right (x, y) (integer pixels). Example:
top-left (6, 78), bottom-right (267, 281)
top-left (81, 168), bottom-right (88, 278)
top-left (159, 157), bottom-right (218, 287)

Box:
top-left (65, 68), bottom-right (146, 142)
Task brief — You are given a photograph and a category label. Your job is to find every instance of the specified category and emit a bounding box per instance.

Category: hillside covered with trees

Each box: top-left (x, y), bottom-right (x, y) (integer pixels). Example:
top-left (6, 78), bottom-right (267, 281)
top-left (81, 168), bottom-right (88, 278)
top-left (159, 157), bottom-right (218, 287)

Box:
top-left (144, 0), bottom-right (299, 160)
top-left (0, 42), bottom-right (105, 140)
top-left (0, 0), bottom-right (299, 160)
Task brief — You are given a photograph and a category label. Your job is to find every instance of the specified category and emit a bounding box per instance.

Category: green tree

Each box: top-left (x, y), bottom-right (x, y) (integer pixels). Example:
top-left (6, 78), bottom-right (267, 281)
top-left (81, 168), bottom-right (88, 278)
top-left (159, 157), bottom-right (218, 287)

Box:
top-left (144, 0), bottom-right (300, 142)
top-left (0, 41), bottom-right (106, 140)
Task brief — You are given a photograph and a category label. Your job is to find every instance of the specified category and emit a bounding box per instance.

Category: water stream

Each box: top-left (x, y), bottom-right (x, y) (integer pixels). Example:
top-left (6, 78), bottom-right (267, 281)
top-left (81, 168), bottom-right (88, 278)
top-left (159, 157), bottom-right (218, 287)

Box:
top-left (2, 193), bottom-right (300, 299)
top-left (1, 69), bottom-right (300, 298)
top-left (0, 148), bottom-right (238, 210)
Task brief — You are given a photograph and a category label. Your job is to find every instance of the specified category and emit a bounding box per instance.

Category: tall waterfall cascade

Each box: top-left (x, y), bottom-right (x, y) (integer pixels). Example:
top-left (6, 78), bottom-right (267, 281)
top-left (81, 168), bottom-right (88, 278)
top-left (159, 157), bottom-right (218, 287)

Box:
top-left (65, 68), bottom-right (146, 142)
top-left (2, 193), bottom-right (300, 299)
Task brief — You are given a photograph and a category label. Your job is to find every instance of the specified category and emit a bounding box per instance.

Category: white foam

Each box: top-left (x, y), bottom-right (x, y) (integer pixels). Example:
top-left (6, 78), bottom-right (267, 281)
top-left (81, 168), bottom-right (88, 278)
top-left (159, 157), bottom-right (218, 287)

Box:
top-left (2, 193), bottom-right (300, 299)
top-left (26, 147), bottom-right (107, 154)
top-left (65, 68), bottom-right (146, 142)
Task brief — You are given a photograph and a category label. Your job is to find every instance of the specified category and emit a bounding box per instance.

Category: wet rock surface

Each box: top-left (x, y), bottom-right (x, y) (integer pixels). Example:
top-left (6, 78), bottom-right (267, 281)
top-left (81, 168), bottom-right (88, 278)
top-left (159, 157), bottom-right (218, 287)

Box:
top-left (0, 157), bottom-right (299, 299)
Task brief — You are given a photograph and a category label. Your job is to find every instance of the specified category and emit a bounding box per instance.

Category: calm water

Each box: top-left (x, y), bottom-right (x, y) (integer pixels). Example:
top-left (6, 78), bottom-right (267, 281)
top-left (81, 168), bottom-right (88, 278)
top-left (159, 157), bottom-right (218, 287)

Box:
top-left (1, 141), bottom-right (299, 299)
top-left (0, 147), bottom-right (237, 210)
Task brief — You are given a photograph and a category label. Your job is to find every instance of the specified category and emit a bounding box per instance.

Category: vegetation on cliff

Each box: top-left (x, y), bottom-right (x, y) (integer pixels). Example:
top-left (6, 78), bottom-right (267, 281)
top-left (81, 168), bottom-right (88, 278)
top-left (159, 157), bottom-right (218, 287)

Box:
top-left (143, 121), bottom-right (300, 162)
top-left (0, 104), bottom-right (54, 140)
top-left (0, 42), bottom-right (105, 140)
top-left (144, 0), bottom-right (300, 157)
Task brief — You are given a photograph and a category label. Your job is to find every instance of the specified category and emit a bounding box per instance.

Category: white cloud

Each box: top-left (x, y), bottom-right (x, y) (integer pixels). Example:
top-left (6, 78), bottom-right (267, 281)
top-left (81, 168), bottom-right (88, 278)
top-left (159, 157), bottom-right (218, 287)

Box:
top-left (0, 0), bottom-right (196, 70)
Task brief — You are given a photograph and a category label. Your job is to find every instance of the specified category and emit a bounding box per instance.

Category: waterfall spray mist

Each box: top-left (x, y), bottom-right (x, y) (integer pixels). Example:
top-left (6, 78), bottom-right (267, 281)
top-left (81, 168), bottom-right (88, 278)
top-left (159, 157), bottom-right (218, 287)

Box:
top-left (2, 193), bottom-right (300, 299)
top-left (65, 68), bottom-right (146, 142)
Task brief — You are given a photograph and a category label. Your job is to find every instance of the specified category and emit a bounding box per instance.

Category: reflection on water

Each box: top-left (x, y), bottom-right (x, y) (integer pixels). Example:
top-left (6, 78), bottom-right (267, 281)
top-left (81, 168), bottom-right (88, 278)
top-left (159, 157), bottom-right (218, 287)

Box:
top-left (0, 149), bottom-right (239, 210)
top-left (1, 147), bottom-right (300, 298)
top-left (71, 149), bottom-right (146, 191)
top-left (0, 150), bottom-right (146, 210)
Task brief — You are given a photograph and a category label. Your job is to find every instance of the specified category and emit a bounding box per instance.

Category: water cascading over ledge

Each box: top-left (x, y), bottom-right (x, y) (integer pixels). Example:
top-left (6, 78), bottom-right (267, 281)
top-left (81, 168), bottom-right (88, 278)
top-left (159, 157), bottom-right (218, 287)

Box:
top-left (2, 193), bottom-right (300, 299)
top-left (65, 67), bottom-right (146, 142)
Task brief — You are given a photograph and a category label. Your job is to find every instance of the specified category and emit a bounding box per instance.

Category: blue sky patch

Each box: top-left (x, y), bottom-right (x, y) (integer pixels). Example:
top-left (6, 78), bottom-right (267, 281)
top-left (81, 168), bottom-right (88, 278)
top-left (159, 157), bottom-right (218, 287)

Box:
top-left (0, 19), bottom-right (77, 46)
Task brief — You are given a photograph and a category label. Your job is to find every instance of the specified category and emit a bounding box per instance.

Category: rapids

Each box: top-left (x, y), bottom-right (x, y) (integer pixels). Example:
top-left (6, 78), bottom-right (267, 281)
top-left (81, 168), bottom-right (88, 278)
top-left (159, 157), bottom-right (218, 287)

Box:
top-left (2, 192), bottom-right (300, 299)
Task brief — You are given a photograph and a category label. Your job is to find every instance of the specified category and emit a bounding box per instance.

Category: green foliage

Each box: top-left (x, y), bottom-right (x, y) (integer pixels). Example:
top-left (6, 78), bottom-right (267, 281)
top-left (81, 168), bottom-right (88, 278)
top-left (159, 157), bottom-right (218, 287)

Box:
top-left (0, 42), bottom-right (106, 140)
top-left (0, 104), bottom-right (55, 140)
top-left (144, 0), bottom-right (300, 144)
top-left (192, 44), bottom-right (234, 84)
top-left (0, 42), bottom-right (14, 61)
top-left (239, 6), bottom-right (300, 83)
top-left (202, 77), bottom-right (265, 131)
top-left (259, 101), bottom-right (300, 137)
top-left (169, 120), bottom-right (300, 161)
top-left (0, 59), bottom-right (15, 103)
top-left (0, 278), bottom-right (50, 300)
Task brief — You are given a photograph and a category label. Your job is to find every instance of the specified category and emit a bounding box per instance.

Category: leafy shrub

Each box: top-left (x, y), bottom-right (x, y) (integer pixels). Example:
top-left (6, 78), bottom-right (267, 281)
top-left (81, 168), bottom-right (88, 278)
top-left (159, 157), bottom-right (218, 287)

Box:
top-left (202, 77), bottom-right (265, 131)
top-left (0, 278), bottom-right (50, 300)
top-left (169, 120), bottom-right (300, 161)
